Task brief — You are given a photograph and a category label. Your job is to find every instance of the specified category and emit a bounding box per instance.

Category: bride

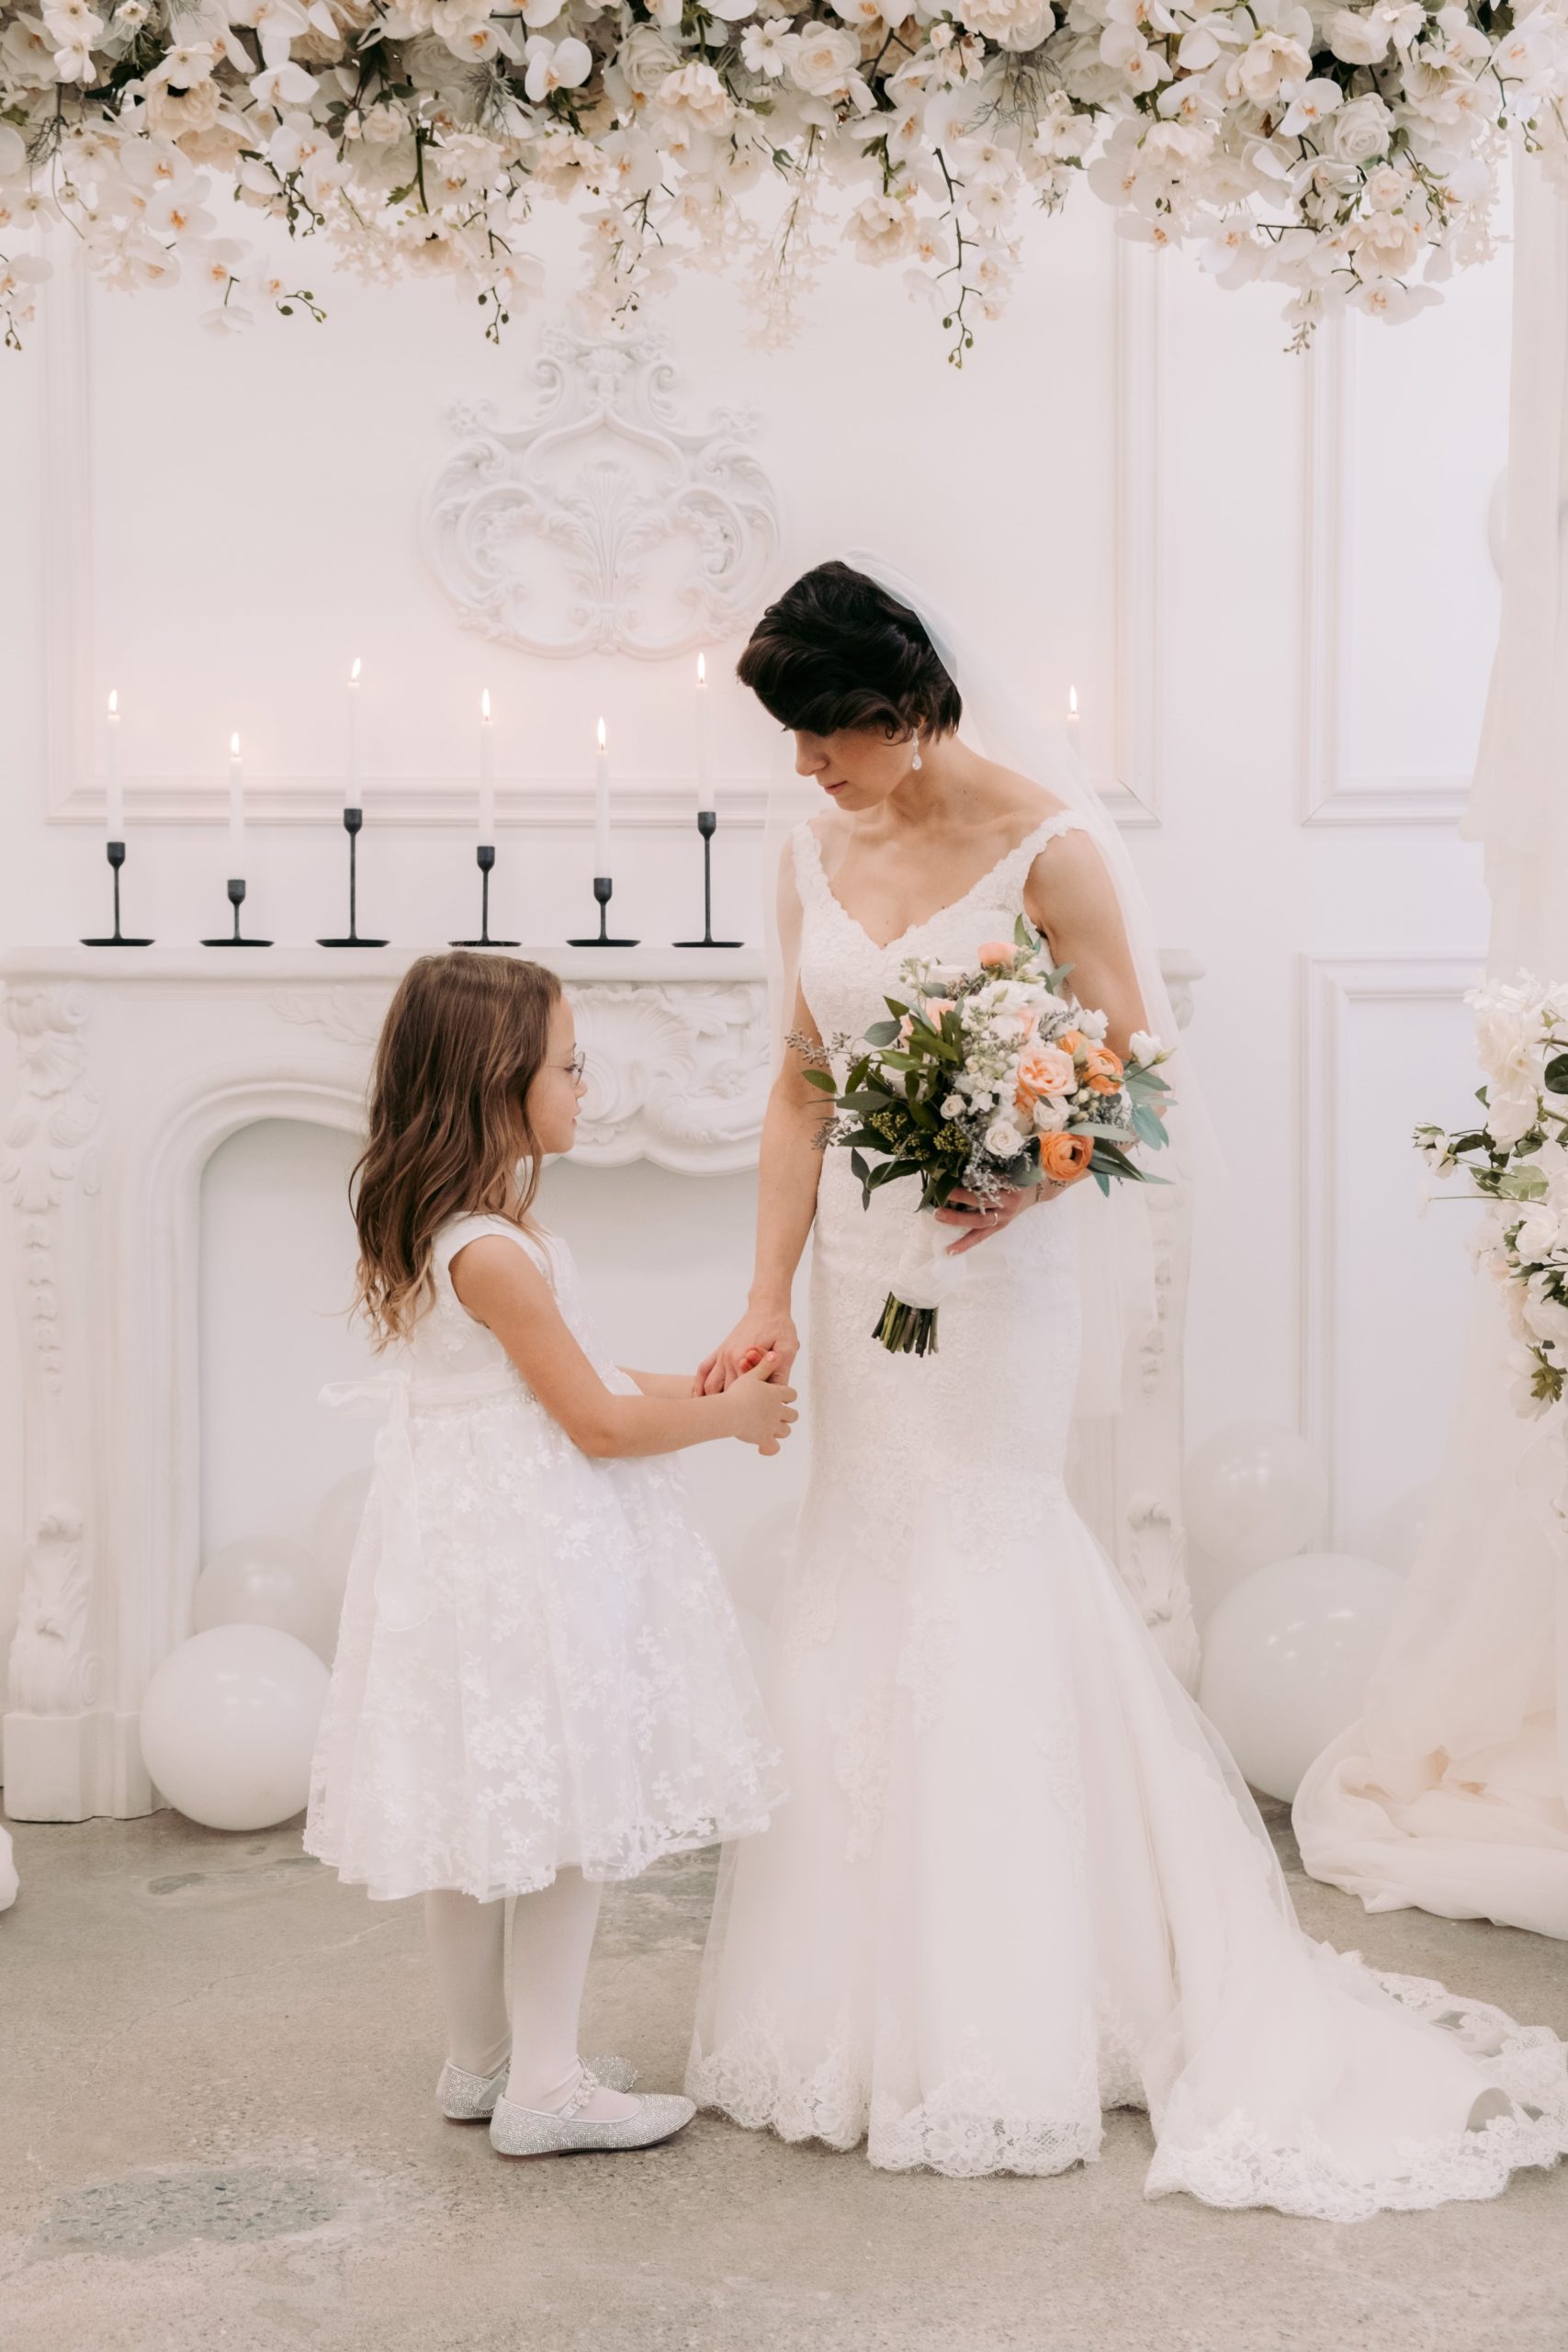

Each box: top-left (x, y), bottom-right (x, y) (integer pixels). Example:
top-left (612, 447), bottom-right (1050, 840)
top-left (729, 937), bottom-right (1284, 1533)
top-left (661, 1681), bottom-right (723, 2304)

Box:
top-left (682, 555), bottom-right (1568, 2218)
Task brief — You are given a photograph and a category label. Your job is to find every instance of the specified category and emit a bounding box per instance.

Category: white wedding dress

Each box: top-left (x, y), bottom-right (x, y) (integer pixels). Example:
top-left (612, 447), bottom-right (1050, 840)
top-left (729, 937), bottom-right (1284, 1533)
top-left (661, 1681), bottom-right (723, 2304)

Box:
top-left (686, 813), bottom-right (1568, 2217)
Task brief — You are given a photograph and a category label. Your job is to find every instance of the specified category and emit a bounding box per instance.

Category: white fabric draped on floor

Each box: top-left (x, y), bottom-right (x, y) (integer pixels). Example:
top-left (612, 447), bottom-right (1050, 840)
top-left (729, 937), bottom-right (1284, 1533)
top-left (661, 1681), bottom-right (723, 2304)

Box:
top-left (1293, 153), bottom-right (1568, 1940)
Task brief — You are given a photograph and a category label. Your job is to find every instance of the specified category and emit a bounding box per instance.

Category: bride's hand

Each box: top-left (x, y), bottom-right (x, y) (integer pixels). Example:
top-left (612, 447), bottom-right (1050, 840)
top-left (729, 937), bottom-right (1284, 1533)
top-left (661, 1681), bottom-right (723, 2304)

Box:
top-left (694, 1305), bottom-right (801, 1397)
top-left (935, 1182), bottom-right (1063, 1257)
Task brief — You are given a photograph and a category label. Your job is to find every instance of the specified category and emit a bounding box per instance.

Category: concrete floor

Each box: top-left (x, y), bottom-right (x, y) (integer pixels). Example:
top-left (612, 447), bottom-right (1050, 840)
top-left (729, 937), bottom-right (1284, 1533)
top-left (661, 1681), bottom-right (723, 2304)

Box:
top-left (2, 1800), bottom-right (1565, 2352)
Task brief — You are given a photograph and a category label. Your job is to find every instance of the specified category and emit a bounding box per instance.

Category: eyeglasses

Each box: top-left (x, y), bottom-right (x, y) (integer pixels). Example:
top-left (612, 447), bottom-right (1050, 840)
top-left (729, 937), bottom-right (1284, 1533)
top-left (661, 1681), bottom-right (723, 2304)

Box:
top-left (564, 1050), bottom-right (586, 1083)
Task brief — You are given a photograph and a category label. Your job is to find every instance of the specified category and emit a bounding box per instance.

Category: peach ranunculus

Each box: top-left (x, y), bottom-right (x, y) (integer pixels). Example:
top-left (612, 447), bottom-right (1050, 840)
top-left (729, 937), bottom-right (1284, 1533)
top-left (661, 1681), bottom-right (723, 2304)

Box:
top-left (1056, 1027), bottom-right (1085, 1058)
top-left (1013, 1046), bottom-right (1077, 1114)
top-left (922, 996), bottom-right (957, 1022)
top-left (1082, 1044), bottom-right (1124, 1095)
top-left (1039, 1130), bottom-right (1093, 1183)
top-left (977, 940), bottom-right (1015, 969)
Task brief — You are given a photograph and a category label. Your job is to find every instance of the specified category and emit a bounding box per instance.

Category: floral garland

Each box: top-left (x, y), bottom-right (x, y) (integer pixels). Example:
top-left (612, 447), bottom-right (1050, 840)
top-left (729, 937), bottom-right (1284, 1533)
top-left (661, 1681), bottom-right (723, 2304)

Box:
top-left (2, 0), bottom-right (1566, 361)
top-left (1416, 974), bottom-right (1568, 1419)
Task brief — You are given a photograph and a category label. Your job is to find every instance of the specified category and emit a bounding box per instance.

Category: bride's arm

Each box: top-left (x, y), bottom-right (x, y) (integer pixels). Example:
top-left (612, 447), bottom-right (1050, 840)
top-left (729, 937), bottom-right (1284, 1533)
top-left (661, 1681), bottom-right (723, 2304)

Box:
top-left (935, 829), bottom-right (1150, 1255)
top-left (694, 976), bottom-right (827, 1403)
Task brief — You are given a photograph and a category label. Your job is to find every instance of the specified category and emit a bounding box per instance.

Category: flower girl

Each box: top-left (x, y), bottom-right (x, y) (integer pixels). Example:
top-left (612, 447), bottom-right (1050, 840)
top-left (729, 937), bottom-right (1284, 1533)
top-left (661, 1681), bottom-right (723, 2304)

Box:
top-left (305, 951), bottom-right (794, 2157)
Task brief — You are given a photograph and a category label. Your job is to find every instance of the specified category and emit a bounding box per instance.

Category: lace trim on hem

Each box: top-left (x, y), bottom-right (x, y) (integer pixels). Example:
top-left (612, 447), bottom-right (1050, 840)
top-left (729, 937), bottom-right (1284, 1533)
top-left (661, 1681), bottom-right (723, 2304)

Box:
top-left (302, 1801), bottom-right (782, 1907)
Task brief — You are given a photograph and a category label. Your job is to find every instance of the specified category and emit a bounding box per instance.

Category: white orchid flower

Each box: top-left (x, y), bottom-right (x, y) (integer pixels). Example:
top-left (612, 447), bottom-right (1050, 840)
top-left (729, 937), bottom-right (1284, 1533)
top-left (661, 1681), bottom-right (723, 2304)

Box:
top-left (525, 33), bottom-right (593, 101)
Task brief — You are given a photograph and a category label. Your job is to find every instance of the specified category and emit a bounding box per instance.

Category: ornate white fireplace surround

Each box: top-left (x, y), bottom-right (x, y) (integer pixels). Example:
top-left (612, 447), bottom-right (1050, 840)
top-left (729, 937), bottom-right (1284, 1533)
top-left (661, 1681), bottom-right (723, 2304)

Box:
top-left (1, 945), bottom-right (1201, 1822)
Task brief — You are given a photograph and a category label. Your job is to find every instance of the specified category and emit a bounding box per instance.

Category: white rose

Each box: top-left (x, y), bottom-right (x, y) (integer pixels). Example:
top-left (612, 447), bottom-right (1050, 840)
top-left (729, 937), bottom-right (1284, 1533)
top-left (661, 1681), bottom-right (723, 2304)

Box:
top-left (1129, 1028), bottom-right (1161, 1063)
top-left (985, 1119), bottom-right (1025, 1158)
top-left (942, 1093), bottom-right (966, 1117)
top-left (1487, 1088), bottom-right (1540, 1148)
top-left (789, 21), bottom-right (862, 98)
top-left (1032, 1097), bottom-right (1070, 1135)
top-left (1353, 208), bottom-right (1421, 279)
top-left (1523, 1283), bottom-right (1568, 1346)
top-left (1515, 1205), bottom-right (1562, 1265)
top-left (657, 61), bottom-right (735, 132)
top-left (845, 192), bottom-right (918, 262)
top-left (1325, 6), bottom-right (1390, 63)
top-left (953, 0), bottom-right (1055, 49)
top-left (1330, 92), bottom-right (1393, 164)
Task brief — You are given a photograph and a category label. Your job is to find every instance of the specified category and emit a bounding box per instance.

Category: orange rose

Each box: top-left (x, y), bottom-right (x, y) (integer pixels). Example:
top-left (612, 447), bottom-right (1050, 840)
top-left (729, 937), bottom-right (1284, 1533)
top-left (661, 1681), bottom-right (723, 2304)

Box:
top-left (1083, 1045), bottom-right (1124, 1095)
top-left (1013, 1046), bottom-right (1077, 1114)
top-left (1057, 1028), bottom-right (1085, 1057)
top-left (1039, 1131), bottom-right (1093, 1184)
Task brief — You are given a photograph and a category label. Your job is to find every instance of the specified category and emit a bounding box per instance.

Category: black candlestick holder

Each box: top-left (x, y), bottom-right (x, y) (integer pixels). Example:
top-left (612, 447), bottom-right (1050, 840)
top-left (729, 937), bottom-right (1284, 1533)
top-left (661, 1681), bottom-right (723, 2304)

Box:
top-left (203, 876), bottom-right (271, 947)
top-left (319, 807), bottom-right (388, 947)
top-left (81, 841), bottom-right (152, 946)
top-left (569, 876), bottom-right (639, 947)
top-left (674, 808), bottom-right (741, 947)
top-left (450, 843), bottom-right (519, 948)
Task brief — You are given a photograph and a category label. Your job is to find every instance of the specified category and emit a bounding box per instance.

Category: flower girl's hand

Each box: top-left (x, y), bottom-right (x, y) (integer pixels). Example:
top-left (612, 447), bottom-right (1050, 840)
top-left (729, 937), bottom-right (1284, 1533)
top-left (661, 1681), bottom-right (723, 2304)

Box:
top-left (725, 1351), bottom-right (799, 1454)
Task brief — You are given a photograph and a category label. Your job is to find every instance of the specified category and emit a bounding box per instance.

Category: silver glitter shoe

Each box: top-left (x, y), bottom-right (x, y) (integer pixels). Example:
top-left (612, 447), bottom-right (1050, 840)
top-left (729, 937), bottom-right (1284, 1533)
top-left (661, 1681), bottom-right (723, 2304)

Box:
top-left (489, 2066), bottom-right (695, 2157)
top-left (438, 2051), bottom-right (637, 2121)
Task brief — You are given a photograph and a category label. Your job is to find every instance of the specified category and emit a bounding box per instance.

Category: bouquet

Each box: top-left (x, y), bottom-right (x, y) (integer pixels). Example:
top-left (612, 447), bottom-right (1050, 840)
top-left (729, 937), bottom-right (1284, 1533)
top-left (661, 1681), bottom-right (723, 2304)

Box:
top-left (799, 914), bottom-right (1172, 1355)
top-left (1416, 974), bottom-right (1568, 1419)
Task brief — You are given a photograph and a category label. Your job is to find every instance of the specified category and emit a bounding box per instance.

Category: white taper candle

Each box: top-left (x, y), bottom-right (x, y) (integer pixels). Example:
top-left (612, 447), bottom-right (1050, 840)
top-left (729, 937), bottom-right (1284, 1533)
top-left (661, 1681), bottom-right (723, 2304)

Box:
top-left (479, 688), bottom-right (495, 842)
top-left (228, 732), bottom-right (244, 862)
top-left (594, 717), bottom-right (610, 874)
top-left (106, 690), bottom-right (123, 839)
top-left (345, 658), bottom-right (362, 811)
top-left (695, 651), bottom-right (714, 816)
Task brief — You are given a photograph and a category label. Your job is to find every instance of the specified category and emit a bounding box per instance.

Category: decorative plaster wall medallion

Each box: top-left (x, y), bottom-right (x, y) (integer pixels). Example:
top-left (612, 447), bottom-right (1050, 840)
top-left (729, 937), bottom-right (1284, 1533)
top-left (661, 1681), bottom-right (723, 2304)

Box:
top-left (569, 982), bottom-right (770, 1169)
top-left (424, 327), bottom-right (781, 662)
top-left (8, 1510), bottom-right (98, 1715)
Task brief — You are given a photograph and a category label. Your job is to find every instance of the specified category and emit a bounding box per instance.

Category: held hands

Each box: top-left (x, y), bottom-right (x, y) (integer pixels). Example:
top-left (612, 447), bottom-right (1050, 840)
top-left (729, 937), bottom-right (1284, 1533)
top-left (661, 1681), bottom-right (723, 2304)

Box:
top-left (694, 1308), bottom-right (801, 1396)
top-left (724, 1351), bottom-right (798, 1456)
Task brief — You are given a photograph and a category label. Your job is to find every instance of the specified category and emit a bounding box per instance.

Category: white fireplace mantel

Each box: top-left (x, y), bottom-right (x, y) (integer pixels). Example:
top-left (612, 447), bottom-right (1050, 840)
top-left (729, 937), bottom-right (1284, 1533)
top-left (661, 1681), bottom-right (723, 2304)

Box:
top-left (1, 942), bottom-right (1203, 1820)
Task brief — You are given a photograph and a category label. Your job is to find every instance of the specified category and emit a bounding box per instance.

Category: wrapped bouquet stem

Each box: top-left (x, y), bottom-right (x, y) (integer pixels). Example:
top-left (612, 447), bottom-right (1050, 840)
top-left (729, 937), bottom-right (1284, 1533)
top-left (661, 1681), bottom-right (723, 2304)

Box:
top-left (803, 917), bottom-right (1173, 1356)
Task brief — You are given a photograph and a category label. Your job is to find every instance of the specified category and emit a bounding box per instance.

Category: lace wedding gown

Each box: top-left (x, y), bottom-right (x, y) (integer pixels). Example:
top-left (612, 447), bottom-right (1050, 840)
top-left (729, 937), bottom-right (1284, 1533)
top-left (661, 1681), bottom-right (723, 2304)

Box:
top-left (686, 813), bottom-right (1568, 2217)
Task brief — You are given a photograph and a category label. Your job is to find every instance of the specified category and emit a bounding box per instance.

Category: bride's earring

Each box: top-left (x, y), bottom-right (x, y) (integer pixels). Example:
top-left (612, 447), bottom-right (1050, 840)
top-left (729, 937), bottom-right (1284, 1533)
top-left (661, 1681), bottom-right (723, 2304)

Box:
top-left (911, 736), bottom-right (923, 772)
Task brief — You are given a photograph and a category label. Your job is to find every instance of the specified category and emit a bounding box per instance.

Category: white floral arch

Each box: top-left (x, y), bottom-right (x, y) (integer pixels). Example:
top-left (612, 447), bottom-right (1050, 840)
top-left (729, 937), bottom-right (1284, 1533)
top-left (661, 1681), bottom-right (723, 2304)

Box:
top-left (1, 0), bottom-right (1564, 359)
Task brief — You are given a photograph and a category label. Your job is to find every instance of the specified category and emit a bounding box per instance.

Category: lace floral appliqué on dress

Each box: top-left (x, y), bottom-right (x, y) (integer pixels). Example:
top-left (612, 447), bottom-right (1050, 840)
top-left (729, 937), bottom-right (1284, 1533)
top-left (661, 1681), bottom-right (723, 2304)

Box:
top-left (685, 812), bottom-right (1568, 2218)
top-left (305, 1214), bottom-right (785, 1904)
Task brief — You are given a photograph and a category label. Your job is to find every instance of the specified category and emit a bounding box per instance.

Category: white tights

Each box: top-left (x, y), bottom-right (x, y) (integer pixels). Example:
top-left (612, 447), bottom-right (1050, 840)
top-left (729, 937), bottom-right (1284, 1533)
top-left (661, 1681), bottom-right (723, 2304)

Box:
top-left (423, 1871), bottom-right (633, 2116)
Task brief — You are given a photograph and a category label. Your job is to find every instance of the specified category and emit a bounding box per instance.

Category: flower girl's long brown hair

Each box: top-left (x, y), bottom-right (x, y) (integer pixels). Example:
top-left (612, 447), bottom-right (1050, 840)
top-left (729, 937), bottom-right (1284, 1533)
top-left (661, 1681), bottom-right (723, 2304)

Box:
top-left (352, 951), bottom-right (561, 1346)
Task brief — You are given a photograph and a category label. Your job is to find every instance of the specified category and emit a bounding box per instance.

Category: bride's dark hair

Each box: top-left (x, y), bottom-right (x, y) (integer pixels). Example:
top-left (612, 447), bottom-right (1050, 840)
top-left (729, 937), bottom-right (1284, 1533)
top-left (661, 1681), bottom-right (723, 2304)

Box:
top-left (737, 560), bottom-right (962, 742)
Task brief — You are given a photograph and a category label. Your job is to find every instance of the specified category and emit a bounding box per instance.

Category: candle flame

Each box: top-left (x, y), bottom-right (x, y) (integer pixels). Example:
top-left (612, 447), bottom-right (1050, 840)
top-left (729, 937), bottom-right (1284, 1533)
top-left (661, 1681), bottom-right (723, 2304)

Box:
top-left (596, 717), bottom-right (606, 752)
top-left (481, 688), bottom-right (491, 722)
top-left (107, 689), bottom-right (118, 718)
top-left (696, 652), bottom-right (706, 686)
top-left (1068, 684), bottom-right (1078, 717)
top-left (350, 657), bottom-right (362, 685)
top-left (230, 731), bottom-right (241, 757)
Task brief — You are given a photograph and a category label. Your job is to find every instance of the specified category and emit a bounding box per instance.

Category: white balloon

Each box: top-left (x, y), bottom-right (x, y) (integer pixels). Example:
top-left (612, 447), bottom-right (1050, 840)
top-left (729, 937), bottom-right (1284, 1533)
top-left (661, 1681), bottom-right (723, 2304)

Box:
top-left (1372, 1479), bottom-right (1437, 1575)
top-left (311, 1465), bottom-right (374, 1611)
top-left (140, 1624), bottom-right (329, 1833)
top-left (1200, 1553), bottom-right (1403, 1804)
top-left (193, 1535), bottom-right (340, 1664)
top-left (1184, 1420), bottom-right (1329, 1576)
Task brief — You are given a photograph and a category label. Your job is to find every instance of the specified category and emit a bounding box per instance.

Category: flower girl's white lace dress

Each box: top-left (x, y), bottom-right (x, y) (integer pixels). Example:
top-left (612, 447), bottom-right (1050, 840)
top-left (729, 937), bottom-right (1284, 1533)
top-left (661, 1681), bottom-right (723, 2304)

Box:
top-left (686, 814), bottom-right (1568, 2220)
top-left (305, 1215), bottom-right (784, 1905)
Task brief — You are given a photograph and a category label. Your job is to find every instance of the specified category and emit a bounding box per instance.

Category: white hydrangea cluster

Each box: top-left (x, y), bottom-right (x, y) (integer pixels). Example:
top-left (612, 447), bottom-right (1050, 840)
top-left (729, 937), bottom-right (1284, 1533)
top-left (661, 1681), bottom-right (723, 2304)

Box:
top-left (2, 0), bottom-right (1565, 356)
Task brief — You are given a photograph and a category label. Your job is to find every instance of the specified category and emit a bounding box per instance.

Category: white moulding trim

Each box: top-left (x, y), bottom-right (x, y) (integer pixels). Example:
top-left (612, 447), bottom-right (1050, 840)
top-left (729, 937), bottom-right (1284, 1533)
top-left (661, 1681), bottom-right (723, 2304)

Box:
top-left (1298, 322), bottom-right (1476, 830)
top-left (1299, 950), bottom-right (1485, 1545)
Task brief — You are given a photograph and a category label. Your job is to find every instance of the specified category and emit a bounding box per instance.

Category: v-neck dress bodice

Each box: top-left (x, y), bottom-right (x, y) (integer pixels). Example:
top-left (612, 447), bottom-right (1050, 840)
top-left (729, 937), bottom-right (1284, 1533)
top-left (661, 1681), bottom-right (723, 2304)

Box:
top-left (686, 810), bottom-right (1568, 2213)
